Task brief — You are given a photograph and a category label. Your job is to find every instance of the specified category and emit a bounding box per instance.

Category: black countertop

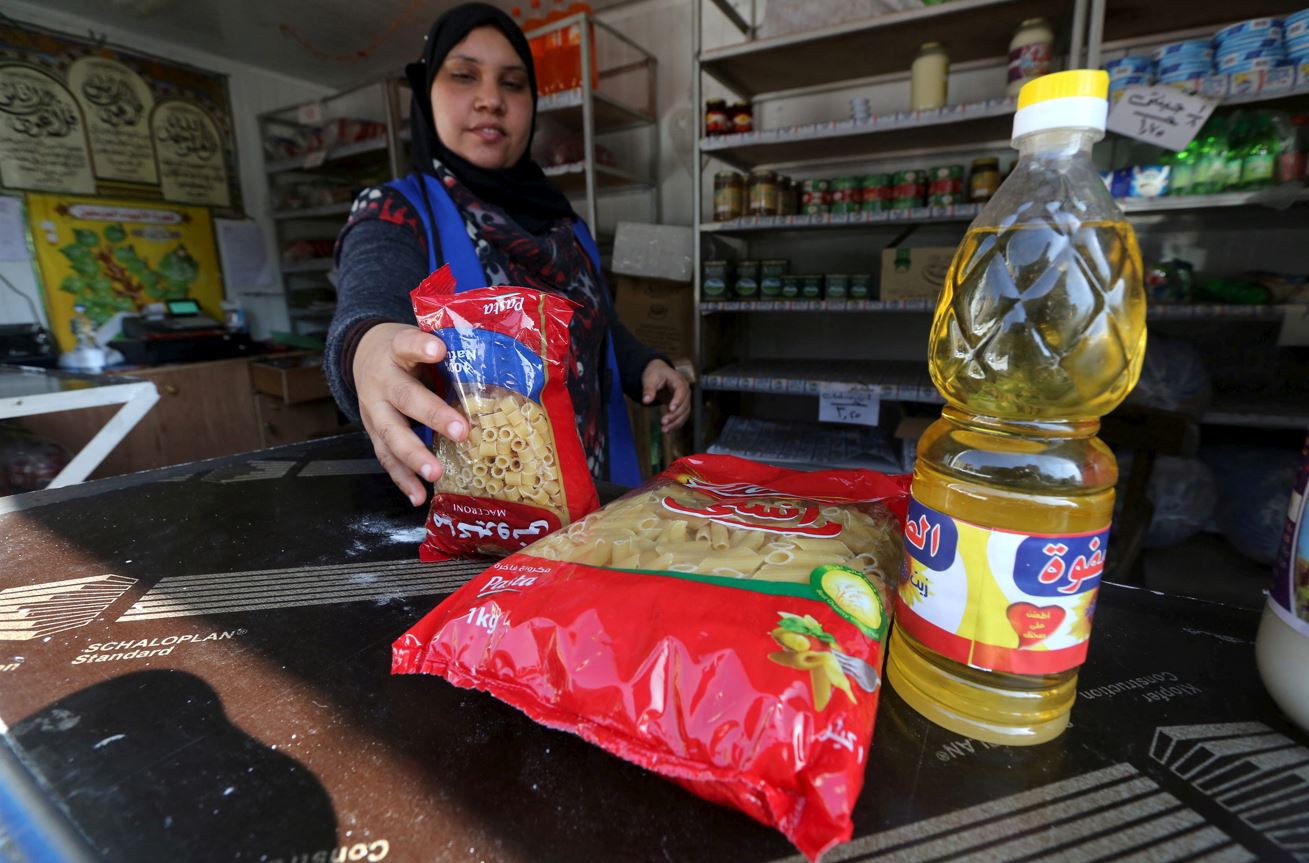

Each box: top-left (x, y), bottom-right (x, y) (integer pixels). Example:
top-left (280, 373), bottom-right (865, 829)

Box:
top-left (1, 434), bottom-right (1305, 863)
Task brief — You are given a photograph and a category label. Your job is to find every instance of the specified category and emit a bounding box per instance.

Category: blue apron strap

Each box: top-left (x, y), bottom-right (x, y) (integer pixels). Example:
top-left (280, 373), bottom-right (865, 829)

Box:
top-left (572, 221), bottom-right (642, 487)
top-left (384, 175), bottom-right (438, 273)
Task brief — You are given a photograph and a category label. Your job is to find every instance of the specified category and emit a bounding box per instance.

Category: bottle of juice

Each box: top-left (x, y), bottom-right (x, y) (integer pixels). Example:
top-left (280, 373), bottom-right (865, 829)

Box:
top-left (541, 0), bottom-right (568, 93)
top-left (1169, 138), bottom-right (1195, 196)
top-left (1192, 116), bottom-right (1227, 195)
top-left (523, 0), bottom-right (547, 91)
top-left (1240, 112), bottom-right (1276, 190)
top-left (565, 0), bottom-right (598, 91)
top-left (886, 70), bottom-right (1147, 746)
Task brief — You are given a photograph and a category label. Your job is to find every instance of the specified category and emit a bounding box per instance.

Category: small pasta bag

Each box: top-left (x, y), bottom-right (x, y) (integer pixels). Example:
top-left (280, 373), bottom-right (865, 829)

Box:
top-left (410, 265), bottom-right (599, 560)
top-left (393, 454), bottom-right (910, 861)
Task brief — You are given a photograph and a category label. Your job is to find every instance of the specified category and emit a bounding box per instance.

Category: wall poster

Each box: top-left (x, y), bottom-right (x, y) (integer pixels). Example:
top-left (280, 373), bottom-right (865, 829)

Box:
top-left (0, 64), bottom-right (95, 195)
top-left (26, 193), bottom-right (224, 352)
top-left (0, 20), bottom-right (241, 213)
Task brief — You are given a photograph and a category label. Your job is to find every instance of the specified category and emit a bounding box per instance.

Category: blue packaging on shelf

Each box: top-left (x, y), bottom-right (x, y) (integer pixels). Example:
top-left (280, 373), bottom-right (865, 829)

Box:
top-left (1216, 37), bottom-right (1283, 56)
top-left (1218, 51), bottom-right (1286, 72)
top-left (1287, 9), bottom-right (1309, 38)
top-left (1158, 60), bottom-right (1213, 75)
top-left (1110, 168), bottom-right (1132, 199)
top-left (1129, 165), bottom-right (1170, 198)
top-left (1214, 18), bottom-right (1284, 43)
top-left (1155, 39), bottom-right (1213, 61)
top-left (1106, 56), bottom-right (1155, 78)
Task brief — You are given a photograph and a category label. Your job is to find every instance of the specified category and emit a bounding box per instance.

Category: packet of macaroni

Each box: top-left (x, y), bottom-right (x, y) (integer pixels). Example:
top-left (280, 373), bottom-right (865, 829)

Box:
top-left (393, 454), bottom-right (910, 860)
top-left (410, 265), bottom-right (598, 560)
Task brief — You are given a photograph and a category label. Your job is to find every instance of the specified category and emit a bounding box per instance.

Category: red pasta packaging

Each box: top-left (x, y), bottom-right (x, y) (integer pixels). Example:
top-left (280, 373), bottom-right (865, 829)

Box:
top-left (393, 454), bottom-right (910, 860)
top-left (410, 265), bottom-right (599, 560)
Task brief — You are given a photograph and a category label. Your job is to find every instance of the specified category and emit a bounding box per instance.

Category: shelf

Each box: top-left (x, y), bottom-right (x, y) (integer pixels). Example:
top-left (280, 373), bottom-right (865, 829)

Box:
top-left (700, 98), bottom-right (1015, 171)
top-left (703, 204), bottom-right (979, 234)
top-left (702, 300), bottom-right (1299, 320)
top-left (702, 359), bottom-right (942, 403)
top-left (703, 299), bottom-right (935, 314)
top-left (707, 416), bottom-right (903, 472)
top-left (1118, 190), bottom-right (1309, 214)
top-left (537, 89), bottom-right (656, 134)
top-left (281, 258), bottom-right (333, 274)
top-left (1102, 0), bottom-right (1301, 45)
top-left (543, 162), bottom-right (653, 195)
top-left (699, 0), bottom-right (1073, 97)
top-left (1202, 398), bottom-right (1309, 430)
top-left (265, 137), bottom-right (389, 175)
top-left (1219, 84), bottom-right (1309, 110)
top-left (272, 203), bottom-right (353, 220)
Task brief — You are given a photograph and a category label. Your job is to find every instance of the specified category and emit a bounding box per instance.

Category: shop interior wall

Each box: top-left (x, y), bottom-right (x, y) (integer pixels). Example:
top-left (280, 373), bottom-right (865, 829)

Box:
top-left (0, 1), bottom-right (333, 341)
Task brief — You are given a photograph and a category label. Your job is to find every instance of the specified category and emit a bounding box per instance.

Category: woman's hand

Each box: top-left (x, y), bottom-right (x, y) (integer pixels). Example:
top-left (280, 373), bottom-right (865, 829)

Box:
top-left (640, 359), bottom-right (691, 433)
top-left (353, 323), bottom-right (469, 506)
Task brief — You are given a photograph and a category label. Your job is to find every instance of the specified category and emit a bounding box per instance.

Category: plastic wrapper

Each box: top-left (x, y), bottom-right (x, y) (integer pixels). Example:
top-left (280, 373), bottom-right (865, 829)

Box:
top-left (393, 455), bottom-right (911, 860)
top-left (410, 265), bottom-right (599, 560)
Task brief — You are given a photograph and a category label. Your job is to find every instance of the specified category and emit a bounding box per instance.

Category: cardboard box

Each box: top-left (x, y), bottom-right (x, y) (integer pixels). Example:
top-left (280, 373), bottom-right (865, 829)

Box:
top-left (250, 354), bottom-right (331, 404)
top-left (615, 275), bottom-right (694, 362)
top-left (611, 222), bottom-right (693, 282)
top-left (879, 245), bottom-right (956, 301)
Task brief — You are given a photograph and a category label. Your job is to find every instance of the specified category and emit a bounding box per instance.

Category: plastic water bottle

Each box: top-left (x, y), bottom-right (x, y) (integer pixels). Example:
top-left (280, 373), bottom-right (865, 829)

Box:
top-left (886, 71), bottom-right (1148, 745)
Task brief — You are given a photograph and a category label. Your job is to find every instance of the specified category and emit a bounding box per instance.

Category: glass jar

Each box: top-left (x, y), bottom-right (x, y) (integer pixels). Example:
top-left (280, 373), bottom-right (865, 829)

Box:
top-left (969, 157), bottom-right (1001, 202)
top-left (911, 42), bottom-right (949, 111)
top-left (705, 99), bottom-right (729, 136)
top-left (748, 169), bottom-right (780, 216)
top-left (714, 171), bottom-right (745, 221)
top-left (731, 100), bottom-right (754, 134)
top-left (1008, 18), bottom-right (1054, 97)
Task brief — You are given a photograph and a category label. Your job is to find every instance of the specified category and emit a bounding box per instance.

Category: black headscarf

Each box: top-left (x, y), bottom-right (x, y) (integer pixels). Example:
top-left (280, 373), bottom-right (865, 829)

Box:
top-left (405, 2), bottom-right (575, 234)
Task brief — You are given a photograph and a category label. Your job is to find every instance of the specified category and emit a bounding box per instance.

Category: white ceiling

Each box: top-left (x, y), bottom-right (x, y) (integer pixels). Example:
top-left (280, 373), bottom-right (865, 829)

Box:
top-left (34, 0), bottom-right (635, 89)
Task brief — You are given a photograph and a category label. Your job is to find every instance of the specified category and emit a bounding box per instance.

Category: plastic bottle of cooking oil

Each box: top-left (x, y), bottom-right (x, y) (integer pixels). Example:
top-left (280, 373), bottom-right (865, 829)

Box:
top-left (886, 70), bottom-right (1147, 746)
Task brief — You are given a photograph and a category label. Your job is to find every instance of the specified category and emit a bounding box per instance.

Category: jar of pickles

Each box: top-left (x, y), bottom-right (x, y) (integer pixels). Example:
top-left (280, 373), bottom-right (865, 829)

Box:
top-left (714, 171), bottom-right (744, 221)
top-left (968, 157), bottom-right (1000, 202)
top-left (747, 170), bottom-right (779, 216)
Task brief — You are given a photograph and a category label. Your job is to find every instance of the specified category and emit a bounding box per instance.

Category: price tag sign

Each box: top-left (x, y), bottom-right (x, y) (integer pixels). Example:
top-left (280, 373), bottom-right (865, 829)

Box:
top-left (819, 383), bottom-right (881, 427)
top-left (1107, 86), bottom-right (1217, 152)
top-left (296, 101), bottom-right (324, 126)
top-left (302, 150), bottom-right (327, 169)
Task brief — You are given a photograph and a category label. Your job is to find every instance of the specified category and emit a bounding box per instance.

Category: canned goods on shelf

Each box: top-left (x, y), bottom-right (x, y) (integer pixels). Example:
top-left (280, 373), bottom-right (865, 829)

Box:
top-left (800, 275), bottom-right (823, 299)
top-left (734, 260), bottom-right (761, 300)
top-left (849, 274), bottom-right (873, 300)
top-left (780, 275), bottom-right (801, 298)
top-left (1214, 18), bottom-right (1284, 44)
top-left (825, 274), bottom-right (849, 299)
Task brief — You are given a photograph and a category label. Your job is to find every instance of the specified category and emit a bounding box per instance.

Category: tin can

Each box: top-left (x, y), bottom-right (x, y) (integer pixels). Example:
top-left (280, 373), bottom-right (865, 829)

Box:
top-left (849, 274), bottom-right (872, 299)
top-left (928, 165), bottom-right (965, 197)
top-left (800, 274), bottom-right (823, 299)
top-left (780, 275), bottom-right (801, 298)
top-left (713, 171), bottom-right (744, 221)
top-left (892, 169), bottom-right (927, 208)
top-left (734, 260), bottom-right (761, 300)
top-left (802, 179), bottom-right (830, 216)
top-left (761, 259), bottom-right (788, 298)
top-left (968, 157), bottom-right (1000, 202)
top-left (929, 191), bottom-right (965, 206)
top-left (829, 177), bottom-right (859, 215)
top-left (702, 259), bottom-right (730, 299)
top-left (825, 274), bottom-right (849, 299)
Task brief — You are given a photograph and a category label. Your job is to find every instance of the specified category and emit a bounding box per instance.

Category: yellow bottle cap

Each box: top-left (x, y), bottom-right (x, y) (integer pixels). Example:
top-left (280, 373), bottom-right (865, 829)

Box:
top-left (1017, 70), bottom-right (1109, 111)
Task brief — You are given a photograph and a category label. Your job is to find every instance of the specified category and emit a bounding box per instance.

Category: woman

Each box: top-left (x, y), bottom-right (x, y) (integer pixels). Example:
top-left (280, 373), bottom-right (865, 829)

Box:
top-left (325, 3), bottom-right (690, 508)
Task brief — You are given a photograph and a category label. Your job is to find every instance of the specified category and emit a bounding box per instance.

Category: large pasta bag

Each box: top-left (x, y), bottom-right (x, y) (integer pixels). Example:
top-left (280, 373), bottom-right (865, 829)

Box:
top-left (411, 265), bottom-right (599, 560)
top-left (393, 454), bottom-right (910, 860)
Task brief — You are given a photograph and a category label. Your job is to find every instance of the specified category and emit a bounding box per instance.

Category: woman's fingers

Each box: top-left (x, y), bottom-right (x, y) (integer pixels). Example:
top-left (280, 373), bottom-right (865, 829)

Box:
top-left (661, 373), bottom-right (692, 432)
top-left (389, 326), bottom-right (447, 366)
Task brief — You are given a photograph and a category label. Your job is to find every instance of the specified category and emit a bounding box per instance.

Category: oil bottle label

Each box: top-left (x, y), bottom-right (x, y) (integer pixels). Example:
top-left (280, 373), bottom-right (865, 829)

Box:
top-left (897, 496), bottom-right (1108, 675)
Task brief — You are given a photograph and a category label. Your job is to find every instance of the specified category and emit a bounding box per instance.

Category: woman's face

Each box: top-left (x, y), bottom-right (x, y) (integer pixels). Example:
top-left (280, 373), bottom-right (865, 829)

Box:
top-left (430, 25), bottom-right (533, 170)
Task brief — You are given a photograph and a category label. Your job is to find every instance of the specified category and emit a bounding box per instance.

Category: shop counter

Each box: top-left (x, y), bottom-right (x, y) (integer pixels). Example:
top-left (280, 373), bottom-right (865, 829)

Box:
top-left (0, 434), bottom-right (1305, 862)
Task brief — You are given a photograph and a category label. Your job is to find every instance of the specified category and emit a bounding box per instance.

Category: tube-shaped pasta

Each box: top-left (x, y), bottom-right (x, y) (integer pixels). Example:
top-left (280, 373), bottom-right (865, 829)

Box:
top-left (709, 522), bottom-right (730, 551)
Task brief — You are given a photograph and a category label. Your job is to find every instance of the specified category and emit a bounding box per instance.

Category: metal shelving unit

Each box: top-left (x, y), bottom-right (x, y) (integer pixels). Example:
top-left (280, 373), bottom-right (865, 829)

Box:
top-left (258, 15), bottom-right (657, 339)
top-left (693, 0), bottom-right (1309, 451)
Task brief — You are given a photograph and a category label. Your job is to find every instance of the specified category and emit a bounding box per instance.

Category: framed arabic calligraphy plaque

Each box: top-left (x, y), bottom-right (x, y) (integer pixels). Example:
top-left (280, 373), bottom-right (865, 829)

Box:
top-left (0, 18), bottom-right (241, 215)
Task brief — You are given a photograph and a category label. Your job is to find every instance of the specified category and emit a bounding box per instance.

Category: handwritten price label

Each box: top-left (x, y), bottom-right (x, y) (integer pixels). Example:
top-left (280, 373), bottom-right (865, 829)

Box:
top-left (819, 383), bottom-right (881, 427)
top-left (1106, 86), bottom-right (1217, 152)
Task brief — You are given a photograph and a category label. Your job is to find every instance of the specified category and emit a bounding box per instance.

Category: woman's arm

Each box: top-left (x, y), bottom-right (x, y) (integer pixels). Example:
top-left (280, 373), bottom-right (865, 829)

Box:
top-left (325, 191), bottom-right (468, 505)
top-left (606, 302), bottom-right (691, 433)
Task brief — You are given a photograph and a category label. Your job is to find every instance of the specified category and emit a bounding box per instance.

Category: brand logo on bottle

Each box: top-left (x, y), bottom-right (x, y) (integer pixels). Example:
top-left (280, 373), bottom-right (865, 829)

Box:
top-left (1013, 532), bottom-right (1108, 596)
top-left (902, 498), bottom-right (959, 571)
top-left (660, 497), bottom-right (842, 537)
